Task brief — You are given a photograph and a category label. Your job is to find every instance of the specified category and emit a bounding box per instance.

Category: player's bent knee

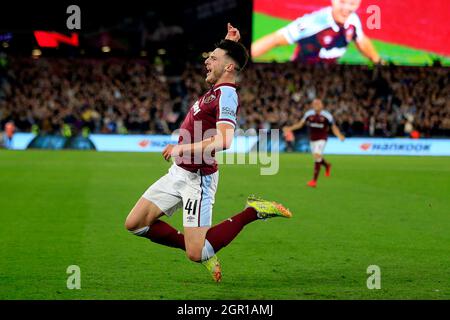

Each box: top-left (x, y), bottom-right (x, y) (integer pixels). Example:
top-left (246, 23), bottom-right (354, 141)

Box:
top-left (124, 217), bottom-right (148, 235)
top-left (184, 227), bottom-right (209, 262)
top-left (124, 217), bottom-right (137, 231)
top-left (125, 219), bottom-right (149, 237)
top-left (185, 248), bottom-right (202, 262)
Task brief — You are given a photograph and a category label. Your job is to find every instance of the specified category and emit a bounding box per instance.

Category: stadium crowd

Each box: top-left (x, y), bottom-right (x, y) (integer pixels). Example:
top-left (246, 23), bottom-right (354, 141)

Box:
top-left (1, 57), bottom-right (449, 138)
top-left (0, 57), bottom-right (178, 136)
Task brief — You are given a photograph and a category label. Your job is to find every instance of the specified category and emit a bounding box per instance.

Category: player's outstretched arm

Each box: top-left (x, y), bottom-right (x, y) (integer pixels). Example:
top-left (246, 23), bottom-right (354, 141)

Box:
top-left (284, 119), bottom-right (305, 133)
top-left (331, 124), bottom-right (345, 141)
top-left (355, 36), bottom-right (382, 64)
top-left (251, 31), bottom-right (289, 58)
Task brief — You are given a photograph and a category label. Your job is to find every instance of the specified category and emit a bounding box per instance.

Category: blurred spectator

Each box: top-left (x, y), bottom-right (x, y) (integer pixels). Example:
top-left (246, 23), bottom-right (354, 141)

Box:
top-left (283, 129), bottom-right (295, 152)
top-left (3, 120), bottom-right (15, 149)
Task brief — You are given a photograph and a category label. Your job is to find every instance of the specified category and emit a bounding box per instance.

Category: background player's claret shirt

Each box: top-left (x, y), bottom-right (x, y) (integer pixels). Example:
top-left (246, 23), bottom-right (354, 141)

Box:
top-left (302, 109), bottom-right (334, 141)
top-left (279, 6), bottom-right (364, 63)
top-left (177, 83), bottom-right (239, 175)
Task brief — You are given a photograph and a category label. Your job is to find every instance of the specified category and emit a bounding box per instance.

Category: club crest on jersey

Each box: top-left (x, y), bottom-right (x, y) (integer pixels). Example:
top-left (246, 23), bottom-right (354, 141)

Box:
top-left (203, 94), bottom-right (216, 104)
top-left (323, 35), bottom-right (333, 45)
top-left (345, 28), bottom-right (354, 42)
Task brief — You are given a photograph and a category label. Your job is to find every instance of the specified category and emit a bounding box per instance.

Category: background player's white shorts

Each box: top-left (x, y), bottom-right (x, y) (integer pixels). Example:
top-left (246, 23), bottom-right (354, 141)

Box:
top-left (310, 139), bottom-right (327, 155)
top-left (142, 164), bottom-right (219, 228)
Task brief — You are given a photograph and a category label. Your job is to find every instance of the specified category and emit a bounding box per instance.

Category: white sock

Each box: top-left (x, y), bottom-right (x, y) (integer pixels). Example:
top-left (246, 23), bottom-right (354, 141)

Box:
top-left (201, 239), bottom-right (215, 261)
top-left (130, 226), bottom-right (149, 237)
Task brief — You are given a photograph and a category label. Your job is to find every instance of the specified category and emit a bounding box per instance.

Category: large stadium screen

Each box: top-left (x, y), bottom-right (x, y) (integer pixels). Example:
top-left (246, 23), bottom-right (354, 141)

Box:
top-left (252, 0), bottom-right (450, 65)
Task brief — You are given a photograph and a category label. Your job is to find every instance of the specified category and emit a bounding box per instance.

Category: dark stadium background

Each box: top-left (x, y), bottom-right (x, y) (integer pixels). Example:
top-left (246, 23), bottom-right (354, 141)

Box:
top-left (0, 0), bottom-right (252, 65)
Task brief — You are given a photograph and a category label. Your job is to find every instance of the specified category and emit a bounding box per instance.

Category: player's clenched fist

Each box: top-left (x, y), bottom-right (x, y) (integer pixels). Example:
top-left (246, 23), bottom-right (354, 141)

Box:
top-left (162, 144), bottom-right (173, 161)
top-left (225, 23), bottom-right (240, 42)
top-left (162, 144), bottom-right (182, 161)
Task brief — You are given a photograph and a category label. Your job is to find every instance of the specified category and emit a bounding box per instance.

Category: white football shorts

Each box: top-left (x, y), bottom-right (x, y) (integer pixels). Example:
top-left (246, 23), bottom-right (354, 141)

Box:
top-left (310, 139), bottom-right (327, 155)
top-left (142, 164), bottom-right (219, 227)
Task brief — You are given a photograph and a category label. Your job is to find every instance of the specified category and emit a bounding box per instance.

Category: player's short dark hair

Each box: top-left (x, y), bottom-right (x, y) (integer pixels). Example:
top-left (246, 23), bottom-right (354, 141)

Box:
top-left (215, 39), bottom-right (249, 72)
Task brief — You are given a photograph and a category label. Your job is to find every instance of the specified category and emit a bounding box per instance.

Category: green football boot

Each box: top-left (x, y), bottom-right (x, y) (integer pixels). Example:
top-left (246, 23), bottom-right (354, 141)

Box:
top-left (246, 195), bottom-right (293, 219)
top-left (202, 254), bottom-right (222, 282)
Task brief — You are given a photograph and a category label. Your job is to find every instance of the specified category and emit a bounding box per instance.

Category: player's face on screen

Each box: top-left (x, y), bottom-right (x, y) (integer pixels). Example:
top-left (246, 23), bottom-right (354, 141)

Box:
top-left (204, 48), bottom-right (227, 84)
top-left (331, 0), bottom-right (361, 23)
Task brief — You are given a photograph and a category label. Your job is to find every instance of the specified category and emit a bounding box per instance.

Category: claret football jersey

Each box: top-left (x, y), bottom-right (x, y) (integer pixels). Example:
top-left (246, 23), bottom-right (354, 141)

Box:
top-left (302, 109), bottom-right (334, 141)
top-left (177, 83), bottom-right (239, 175)
top-left (279, 6), bottom-right (364, 63)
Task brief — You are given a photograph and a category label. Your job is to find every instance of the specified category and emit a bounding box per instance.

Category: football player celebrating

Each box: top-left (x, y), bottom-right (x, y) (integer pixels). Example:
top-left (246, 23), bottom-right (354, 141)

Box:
top-left (251, 0), bottom-right (381, 64)
top-left (283, 99), bottom-right (345, 187)
top-left (125, 24), bottom-right (292, 282)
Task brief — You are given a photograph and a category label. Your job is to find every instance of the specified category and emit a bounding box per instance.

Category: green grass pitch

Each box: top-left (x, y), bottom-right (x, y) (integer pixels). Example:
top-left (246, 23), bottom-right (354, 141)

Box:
top-left (1, 150), bottom-right (449, 299)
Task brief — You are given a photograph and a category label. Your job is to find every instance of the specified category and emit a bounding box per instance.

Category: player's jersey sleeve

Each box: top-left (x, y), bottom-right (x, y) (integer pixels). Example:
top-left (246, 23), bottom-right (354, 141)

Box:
top-left (347, 13), bottom-right (364, 42)
top-left (302, 109), bottom-right (315, 122)
top-left (216, 86), bottom-right (238, 128)
top-left (321, 110), bottom-right (334, 125)
top-left (278, 7), bottom-right (330, 44)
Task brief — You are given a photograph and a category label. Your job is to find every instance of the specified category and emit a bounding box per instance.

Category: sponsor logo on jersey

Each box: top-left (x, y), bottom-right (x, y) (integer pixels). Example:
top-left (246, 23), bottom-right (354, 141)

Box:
top-left (221, 106), bottom-right (236, 118)
top-left (318, 47), bottom-right (347, 59)
top-left (310, 122), bottom-right (325, 128)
